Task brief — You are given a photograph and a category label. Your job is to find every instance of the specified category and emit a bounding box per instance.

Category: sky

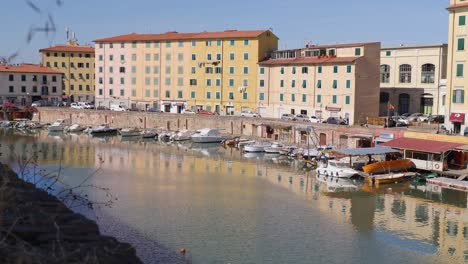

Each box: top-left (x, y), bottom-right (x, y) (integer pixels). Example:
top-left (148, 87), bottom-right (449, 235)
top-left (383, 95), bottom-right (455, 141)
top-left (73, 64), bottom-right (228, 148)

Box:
top-left (1, 0), bottom-right (450, 64)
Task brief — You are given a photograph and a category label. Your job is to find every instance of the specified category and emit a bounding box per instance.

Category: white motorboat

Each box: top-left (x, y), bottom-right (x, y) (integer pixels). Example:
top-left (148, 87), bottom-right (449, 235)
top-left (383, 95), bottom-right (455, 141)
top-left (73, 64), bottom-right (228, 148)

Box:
top-left (120, 127), bottom-right (141, 137)
top-left (191, 128), bottom-right (227, 143)
top-left (89, 124), bottom-right (118, 135)
top-left (158, 130), bottom-right (171, 142)
top-left (302, 145), bottom-right (334, 159)
top-left (141, 129), bottom-right (158, 138)
top-left (315, 159), bottom-right (360, 178)
top-left (170, 129), bottom-right (194, 141)
top-left (67, 124), bottom-right (86, 133)
top-left (48, 119), bottom-right (68, 132)
top-left (237, 140), bottom-right (256, 147)
top-left (244, 142), bottom-right (272, 153)
top-left (278, 146), bottom-right (297, 156)
top-left (264, 142), bottom-right (283, 154)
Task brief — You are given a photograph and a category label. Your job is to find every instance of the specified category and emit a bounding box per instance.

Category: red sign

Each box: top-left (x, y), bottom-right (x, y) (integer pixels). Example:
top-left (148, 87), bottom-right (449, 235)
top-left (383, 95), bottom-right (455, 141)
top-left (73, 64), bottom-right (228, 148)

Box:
top-left (449, 112), bottom-right (465, 122)
top-left (325, 106), bottom-right (341, 112)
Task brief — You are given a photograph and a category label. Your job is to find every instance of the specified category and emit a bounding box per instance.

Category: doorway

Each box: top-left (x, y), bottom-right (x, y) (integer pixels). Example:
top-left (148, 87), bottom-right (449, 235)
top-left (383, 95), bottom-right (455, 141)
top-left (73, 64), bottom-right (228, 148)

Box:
top-left (319, 133), bottom-right (327, 145)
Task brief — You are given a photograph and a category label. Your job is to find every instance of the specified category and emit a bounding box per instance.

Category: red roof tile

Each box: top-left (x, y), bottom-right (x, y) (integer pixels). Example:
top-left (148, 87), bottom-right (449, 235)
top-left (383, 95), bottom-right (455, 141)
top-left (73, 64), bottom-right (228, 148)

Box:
top-left (259, 56), bottom-right (360, 66)
top-left (0, 64), bottom-right (62, 74)
top-left (94, 30), bottom-right (275, 43)
top-left (448, 2), bottom-right (468, 10)
top-left (39, 45), bottom-right (95, 53)
top-left (379, 138), bottom-right (464, 153)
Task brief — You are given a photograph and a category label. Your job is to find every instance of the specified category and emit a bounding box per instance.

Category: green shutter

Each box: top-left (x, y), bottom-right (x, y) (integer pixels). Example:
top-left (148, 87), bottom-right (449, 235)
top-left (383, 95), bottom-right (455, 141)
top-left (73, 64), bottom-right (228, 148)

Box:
top-left (302, 94), bottom-right (306, 102)
top-left (280, 93), bottom-right (284, 101)
top-left (458, 38), bottom-right (465, 51)
top-left (259, 93), bottom-right (264, 100)
top-left (333, 65), bottom-right (338, 73)
top-left (302, 80), bottom-right (307, 88)
top-left (345, 96), bottom-right (350, 104)
top-left (462, 90), bottom-right (465, 103)
top-left (317, 80), bottom-right (321, 88)
top-left (346, 80), bottom-right (351, 88)
top-left (460, 15), bottom-right (466, 26)
top-left (317, 95), bottom-right (321, 103)
top-left (457, 64), bottom-right (464, 77)
top-left (318, 66), bottom-right (322, 73)
top-left (453, 94), bottom-right (457, 103)
top-left (191, 91), bottom-right (195, 98)
top-left (355, 48), bottom-right (361, 56)
top-left (333, 95), bottom-right (337, 104)
top-left (386, 51), bottom-right (391, 56)
top-left (333, 80), bottom-right (337, 89)
top-left (347, 65), bottom-right (352, 73)
top-left (291, 94), bottom-right (295, 102)
top-left (292, 80), bottom-right (295, 88)
top-left (280, 80), bottom-right (284, 87)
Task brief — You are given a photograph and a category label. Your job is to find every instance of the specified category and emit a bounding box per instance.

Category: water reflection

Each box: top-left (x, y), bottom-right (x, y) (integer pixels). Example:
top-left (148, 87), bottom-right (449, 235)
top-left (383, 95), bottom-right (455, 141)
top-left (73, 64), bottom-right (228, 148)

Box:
top-left (0, 130), bottom-right (467, 263)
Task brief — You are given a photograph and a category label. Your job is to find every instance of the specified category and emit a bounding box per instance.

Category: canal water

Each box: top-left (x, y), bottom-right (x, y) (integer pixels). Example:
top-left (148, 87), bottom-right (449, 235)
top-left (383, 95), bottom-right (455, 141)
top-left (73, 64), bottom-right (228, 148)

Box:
top-left (1, 129), bottom-right (467, 264)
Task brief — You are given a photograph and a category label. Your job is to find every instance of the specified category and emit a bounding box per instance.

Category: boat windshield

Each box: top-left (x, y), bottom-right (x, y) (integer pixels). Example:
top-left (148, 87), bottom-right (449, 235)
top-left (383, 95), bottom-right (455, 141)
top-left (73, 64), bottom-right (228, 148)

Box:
top-left (329, 161), bottom-right (349, 168)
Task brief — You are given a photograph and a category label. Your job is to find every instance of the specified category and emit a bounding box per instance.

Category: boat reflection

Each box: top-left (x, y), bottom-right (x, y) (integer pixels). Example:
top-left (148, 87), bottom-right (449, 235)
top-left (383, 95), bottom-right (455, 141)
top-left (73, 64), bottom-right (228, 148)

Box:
top-left (315, 174), bottom-right (360, 193)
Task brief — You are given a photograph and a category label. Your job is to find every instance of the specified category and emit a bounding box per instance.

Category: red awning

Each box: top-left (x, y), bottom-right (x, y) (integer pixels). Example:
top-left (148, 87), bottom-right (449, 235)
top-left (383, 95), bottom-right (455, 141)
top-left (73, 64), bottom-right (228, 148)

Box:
top-left (379, 138), bottom-right (464, 153)
top-left (449, 113), bottom-right (465, 122)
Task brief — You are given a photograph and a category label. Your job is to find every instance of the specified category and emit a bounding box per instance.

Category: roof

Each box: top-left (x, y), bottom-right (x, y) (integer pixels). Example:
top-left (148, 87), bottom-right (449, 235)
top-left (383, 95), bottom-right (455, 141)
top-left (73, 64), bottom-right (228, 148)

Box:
top-left (259, 56), bottom-right (359, 66)
top-left (381, 44), bottom-right (447, 50)
top-left (379, 138), bottom-right (464, 154)
top-left (94, 30), bottom-right (276, 43)
top-left (334, 147), bottom-right (400, 156)
top-left (39, 45), bottom-right (94, 53)
top-left (304, 42), bottom-right (380, 50)
top-left (448, 2), bottom-right (468, 10)
top-left (0, 64), bottom-right (62, 74)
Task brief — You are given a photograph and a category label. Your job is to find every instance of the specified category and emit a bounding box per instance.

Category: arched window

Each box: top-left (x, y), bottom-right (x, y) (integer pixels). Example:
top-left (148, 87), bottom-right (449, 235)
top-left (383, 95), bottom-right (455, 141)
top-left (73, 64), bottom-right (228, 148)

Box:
top-left (380, 65), bottom-right (390, 83)
top-left (421, 64), bottom-right (435, 84)
top-left (399, 64), bottom-right (412, 83)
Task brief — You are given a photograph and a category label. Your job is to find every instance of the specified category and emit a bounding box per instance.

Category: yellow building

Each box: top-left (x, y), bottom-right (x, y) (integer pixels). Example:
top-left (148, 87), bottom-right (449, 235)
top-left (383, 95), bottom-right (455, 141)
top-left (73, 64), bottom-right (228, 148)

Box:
top-left (93, 30), bottom-right (278, 113)
top-left (258, 42), bottom-right (380, 125)
top-left (447, 0), bottom-right (468, 134)
top-left (40, 39), bottom-right (95, 103)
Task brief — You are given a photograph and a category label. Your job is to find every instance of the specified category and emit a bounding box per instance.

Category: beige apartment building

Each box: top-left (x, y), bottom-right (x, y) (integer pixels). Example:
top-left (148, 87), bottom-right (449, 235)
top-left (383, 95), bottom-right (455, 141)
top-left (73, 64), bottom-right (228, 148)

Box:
top-left (258, 42), bottom-right (380, 125)
top-left (39, 39), bottom-right (95, 103)
top-left (447, 0), bottom-right (468, 134)
top-left (379, 44), bottom-right (448, 116)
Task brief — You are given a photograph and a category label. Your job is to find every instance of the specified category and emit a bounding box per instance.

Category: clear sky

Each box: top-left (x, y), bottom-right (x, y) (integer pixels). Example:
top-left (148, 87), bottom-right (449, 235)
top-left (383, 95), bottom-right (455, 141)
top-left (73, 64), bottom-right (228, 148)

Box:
top-left (1, 0), bottom-right (449, 64)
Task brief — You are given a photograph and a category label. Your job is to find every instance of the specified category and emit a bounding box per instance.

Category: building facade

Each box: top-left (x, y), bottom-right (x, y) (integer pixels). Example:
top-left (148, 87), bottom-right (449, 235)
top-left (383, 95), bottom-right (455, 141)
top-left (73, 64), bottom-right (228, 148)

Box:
top-left (258, 42), bottom-right (380, 125)
top-left (0, 64), bottom-right (63, 105)
top-left (39, 40), bottom-right (95, 103)
top-left (93, 30), bottom-right (278, 113)
top-left (379, 44), bottom-right (448, 117)
top-left (447, 0), bottom-right (468, 134)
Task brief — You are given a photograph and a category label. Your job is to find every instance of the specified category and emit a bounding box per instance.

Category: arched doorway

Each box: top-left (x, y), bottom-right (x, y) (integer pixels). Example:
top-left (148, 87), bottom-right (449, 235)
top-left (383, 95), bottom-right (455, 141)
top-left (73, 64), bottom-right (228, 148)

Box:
top-left (420, 93), bottom-right (433, 115)
top-left (379, 92), bottom-right (390, 116)
top-left (398, 93), bottom-right (410, 115)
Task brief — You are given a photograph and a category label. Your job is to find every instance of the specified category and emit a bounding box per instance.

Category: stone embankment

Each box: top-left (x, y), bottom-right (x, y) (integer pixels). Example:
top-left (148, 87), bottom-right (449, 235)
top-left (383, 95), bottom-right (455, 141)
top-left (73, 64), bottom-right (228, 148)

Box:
top-left (0, 163), bottom-right (142, 264)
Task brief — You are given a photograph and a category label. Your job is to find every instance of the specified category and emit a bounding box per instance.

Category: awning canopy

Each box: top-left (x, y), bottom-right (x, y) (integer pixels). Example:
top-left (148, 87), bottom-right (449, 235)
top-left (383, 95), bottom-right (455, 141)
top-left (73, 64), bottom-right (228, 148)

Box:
top-left (449, 113), bottom-right (465, 122)
top-left (334, 146), bottom-right (400, 156)
top-left (380, 138), bottom-right (464, 154)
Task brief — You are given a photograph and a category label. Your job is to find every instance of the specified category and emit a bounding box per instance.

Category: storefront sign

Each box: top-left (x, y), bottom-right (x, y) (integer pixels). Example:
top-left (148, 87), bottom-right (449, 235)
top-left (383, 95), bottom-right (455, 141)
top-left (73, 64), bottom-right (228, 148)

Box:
top-left (449, 113), bottom-right (465, 123)
top-left (325, 106), bottom-right (341, 112)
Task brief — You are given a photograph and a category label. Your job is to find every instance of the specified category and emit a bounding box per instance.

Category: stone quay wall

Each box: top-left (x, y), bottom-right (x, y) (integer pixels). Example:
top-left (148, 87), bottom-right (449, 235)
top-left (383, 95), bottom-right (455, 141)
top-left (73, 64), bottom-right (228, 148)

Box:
top-left (34, 108), bottom-right (468, 148)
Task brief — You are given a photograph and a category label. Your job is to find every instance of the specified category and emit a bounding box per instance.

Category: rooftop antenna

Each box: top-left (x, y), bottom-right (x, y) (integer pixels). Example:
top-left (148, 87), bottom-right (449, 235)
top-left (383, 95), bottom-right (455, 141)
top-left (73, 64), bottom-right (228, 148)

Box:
top-left (65, 27), bottom-right (69, 41)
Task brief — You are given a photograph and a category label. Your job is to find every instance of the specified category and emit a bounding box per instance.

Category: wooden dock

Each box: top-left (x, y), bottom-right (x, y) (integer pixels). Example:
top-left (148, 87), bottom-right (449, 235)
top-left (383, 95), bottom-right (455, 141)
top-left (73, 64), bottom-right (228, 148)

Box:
top-left (427, 177), bottom-right (468, 191)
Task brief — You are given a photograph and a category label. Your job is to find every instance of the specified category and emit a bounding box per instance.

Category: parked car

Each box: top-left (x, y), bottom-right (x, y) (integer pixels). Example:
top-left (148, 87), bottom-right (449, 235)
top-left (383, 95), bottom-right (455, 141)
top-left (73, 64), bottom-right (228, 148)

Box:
top-left (465, 127), bottom-right (468, 137)
top-left (427, 115), bottom-right (444, 123)
top-left (181, 109), bottom-right (195, 114)
top-left (325, 117), bottom-right (346, 125)
top-left (110, 104), bottom-right (127, 112)
top-left (96, 106), bottom-right (109, 110)
top-left (240, 111), bottom-right (260, 117)
top-left (70, 103), bottom-right (83, 109)
top-left (77, 102), bottom-right (93, 109)
top-left (281, 114), bottom-right (297, 121)
top-left (197, 110), bottom-right (215, 115)
top-left (295, 114), bottom-right (310, 122)
top-left (401, 113), bottom-right (411, 118)
top-left (391, 116), bottom-right (409, 126)
top-left (147, 108), bottom-right (161, 113)
top-left (407, 113), bottom-right (424, 122)
top-left (417, 114), bottom-right (429, 122)
top-left (309, 116), bottom-right (320, 123)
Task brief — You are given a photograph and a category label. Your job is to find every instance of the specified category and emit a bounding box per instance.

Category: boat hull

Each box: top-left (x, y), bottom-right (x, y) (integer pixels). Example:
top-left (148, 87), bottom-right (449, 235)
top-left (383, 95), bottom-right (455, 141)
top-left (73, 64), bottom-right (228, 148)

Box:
top-left (362, 159), bottom-right (413, 174)
top-left (191, 137), bottom-right (225, 143)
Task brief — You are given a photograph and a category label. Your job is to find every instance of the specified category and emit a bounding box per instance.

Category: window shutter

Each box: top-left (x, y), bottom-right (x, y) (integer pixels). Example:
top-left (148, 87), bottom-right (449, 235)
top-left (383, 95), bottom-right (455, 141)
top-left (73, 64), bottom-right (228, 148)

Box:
top-left (462, 90), bottom-right (465, 103)
top-left (453, 94), bottom-right (457, 103)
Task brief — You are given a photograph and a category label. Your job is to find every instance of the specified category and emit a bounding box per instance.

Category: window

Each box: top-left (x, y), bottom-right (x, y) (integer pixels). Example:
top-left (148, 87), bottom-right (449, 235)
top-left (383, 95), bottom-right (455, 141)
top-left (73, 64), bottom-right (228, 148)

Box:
top-left (131, 66), bottom-right (136, 73)
top-left (345, 96), bottom-right (350, 104)
top-left (109, 43), bottom-right (114, 49)
top-left (191, 40), bottom-right (196, 47)
top-left (206, 40), bottom-right (212, 46)
top-left (317, 80), bottom-right (322, 88)
top-left (216, 53), bottom-right (221, 60)
top-left (206, 91), bottom-right (211, 99)
top-left (191, 54), bottom-right (196, 60)
top-left (229, 92), bottom-right (234, 99)
top-left (292, 67), bottom-right (296, 74)
top-left (381, 65), bottom-right (391, 83)
top-left (121, 43), bottom-right (125, 48)
top-left (190, 79), bottom-right (197, 85)
top-left (302, 80), bottom-right (307, 88)
top-left (132, 77), bottom-right (136, 85)
top-left (178, 66), bottom-right (184, 74)
top-left (145, 77), bottom-right (150, 85)
top-left (154, 77), bottom-right (159, 85)
top-left (244, 39), bottom-right (249, 46)
top-left (280, 67), bottom-right (284, 74)
top-left (120, 67), bottom-right (125, 73)
top-left (165, 77), bottom-right (171, 85)
top-left (8, 74), bottom-right (14, 81)
top-left (229, 79), bottom-right (234, 86)
top-left (302, 94), bottom-right (306, 102)
top-left (120, 89), bottom-right (124, 96)
top-left (178, 90), bottom-right (183, 98)
top-left (280, 93), bottom-right (284, 102)
top-left (8, 86), bottom-right (13, 93)
top-left (346, 80), bottom-right (351, 88)
top-left (99, 89), bottom-right (103, 95)
top-left (333, 80), bottom-right (337, 89)
top-left (99, 77), bottom-right (103, 84)
top-left (120, 77), bottom-right (125, 84)
top-left (154, 53), bottom-right (159, 61)
top-left (355, 48), bottom-right (361, 56)
top-left (291, 94), bottom-right (296, 102)
top-left (99, 55), bottom-right (103, 61)
top-left (62, 62), bottom-right (66, 68)
top-left (291, 80), bottom-right (296, 88)
top-left (165, 90), bottom-right (170, 98)
top-left (32, 86), bottom-right (37, 93)
top-left (132, 89), bottom-right (136, 96)
top-left (346, 65), bottom-right (352, 73)
top-left (318, 66), bottom-right (322, 73)
top-left (454, 89), bottom-right (465, 103)
top-left (21, 75), bottom-right (26, 81)
top-left (52, 76), bottom-right (57, 82)
top-left (386, 51), bottom-right (391, 56)
top-left (332, 95), bottom-right (337, 104)
top-left (259, 93), bottom-right (265, 101)
top-left (166, 41), bottom-right (171, 48)
top-left (216, 79), bottom-right (221, 86)
top-left (21, 86), bottom-right (26, 93)
top-left (166, 53), bottom-right (171, 61)
top-left (178, 77), bottom-right (183, 86)
top-left (78, 85), bottom-right (83, 91)
top-left (99, 66), bottom-right (103, 73)
top-left (207, 53), bottom-right (212, 60)
top-left (457, 63), bottom-right (464, 77)
top-left (422, 63), bottom-right (436, 82)
top-left (32, 75), bottom-right (37, 81)
top-left (217, 40), bottom-right (222, 46)
top-left (243, 79), bottom-right (248, 87)
top-left (399, 64), bottom-right (412, 83)
top-left (243, 92), bottom-right (248, 100)
top-left (109, 89), bottom-right (113, 96)
top-left (109, 77), bottom-right (113, 84)
top-left (230, 53), bottom-right (235, 60)
top-left (280, 80), bottom-right (284, 87)
top-left (132, 54), bottom-right (137, 61)
top-left (333, 65), bottom-right (338, 73)
top-left (460, 15), bottom-right (466, 26)
top-left (230, 39), bottom-right (235, 46)
top-left (206, 79), bottom-right (212, 86)
top-left (260, 80), bottom-right (265, 87)
top-left (229, 67), bottom-right (234, 74)
top-left (86, 63), bottom-right (90, 68)
top-left (46, 62), bottom-right (51, 67)
top-left (109, 66), bottom-right (114, 73)
top-left (153, 66), bottom-right (159, 74)
top-left (260, 67), bottom-right (265, 74)
top-left (205, 67), bottom-right (213, 74)
top-left (178, 41), bottom-right (183, 47)
top-left (243, 53), bottom-right (249, 60)
top-left (178, 53), bottom-right (184, 61)
top-left (317, 95), bottom-right (321, 103)
top-left (54, 62), bottom-right (58, 67)
top-left (191, 91), bottom-right (196, 99)
top-left (165, 66), bottom-right (171, 74)
top-left (301, 67), bottom-right (308, 74)
top-left (215, 67), bottom-right (222, 74)
top-left (109, 55), bottom-right (114, 61)
top-left (458, 38), bottom-right (465, 51)
top-left (243, 67), bottom-right (249, 74)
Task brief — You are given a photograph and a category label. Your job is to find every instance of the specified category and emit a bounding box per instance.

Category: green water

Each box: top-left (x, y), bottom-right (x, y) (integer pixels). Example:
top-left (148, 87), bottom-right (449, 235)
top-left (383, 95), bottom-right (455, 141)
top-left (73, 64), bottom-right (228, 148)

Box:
top-left (1, 129), bottom-right (467, 264)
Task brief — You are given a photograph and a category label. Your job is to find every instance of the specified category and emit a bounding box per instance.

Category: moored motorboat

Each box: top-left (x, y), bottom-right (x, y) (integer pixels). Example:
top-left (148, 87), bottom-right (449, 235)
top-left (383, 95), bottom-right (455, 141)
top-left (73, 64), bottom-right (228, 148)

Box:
top-left (48, 119), bottom-right (68, 132)
top-left (120, 127), bottom-right (141, 137)
top-left (67, 124), bottom-right (86, 133)
top-left (191, 128), bottom-right (227, 143)
top-left (264, 142), bottom-right (283, 154)
top-left (170, 129), bottom-right (194, 141)
top-left (315, 159), bottom-right (360, 178)
top-left (362, 159), bottom-right (414, 174)
top-left (279, 146), bottom-right (297, 156)
top-left (89, 124), bottom-right (118, 136)
top-left (365, 172), bottom-right (418, 185)
top-left (141, 129), bottom-right (158, 138)
top-left (244, 142), bottom-right (272, 153)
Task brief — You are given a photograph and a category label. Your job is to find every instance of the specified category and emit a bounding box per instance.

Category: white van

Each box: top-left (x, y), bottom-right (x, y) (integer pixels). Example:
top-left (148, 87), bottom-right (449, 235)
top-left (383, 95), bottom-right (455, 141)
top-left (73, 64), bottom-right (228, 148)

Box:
top-left (77, 102), bottom-right (93, 109)
top-left (110, 104), bottom-right (127, 112)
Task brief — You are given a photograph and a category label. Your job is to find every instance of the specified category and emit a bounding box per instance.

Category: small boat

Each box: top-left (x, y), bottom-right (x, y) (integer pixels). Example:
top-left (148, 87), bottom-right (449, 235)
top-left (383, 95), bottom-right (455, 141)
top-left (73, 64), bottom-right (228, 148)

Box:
top-left (315, 159), bottom-right (360, 178)
top-left (141, 129), bottom-right (158, 139)
top-left (191, 128), bottom-right (227, 143)
top-left (48, 119), bottom-right (68, 132)
top-left (244, 142), bottom-right (272, 153)
top-left (237, 140), bottom-right (256, 147)
top-left (301, 145), bottom-right (333, 160)
top-left (158, 131), bottom-right (171, 142)
top-left (170, 129), bottom-right (194, 141)
top-left (279, 146), bottom-right (297, 156)
top-left (365, 172), bottom-right (418, 185)
top-left (222, 138), bottom-right (238, 147)
top-left (264, 142), bottom-right (283, 154)
top-left (27, 121), bottom-right (44, 129)
top-left (362, 159), bottom-right (413, 174)
top-left (67, 124), bottom-right (86, 133)
top-left (89, 124), bottom-right (118, 136)
top-left (120, 127), bottom-right (141, 137)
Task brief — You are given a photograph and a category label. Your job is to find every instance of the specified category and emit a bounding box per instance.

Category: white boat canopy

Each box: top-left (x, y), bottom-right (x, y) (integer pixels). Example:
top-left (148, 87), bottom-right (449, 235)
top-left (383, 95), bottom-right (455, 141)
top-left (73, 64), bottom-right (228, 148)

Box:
top-left (334, 147), bottom-right (400, 156)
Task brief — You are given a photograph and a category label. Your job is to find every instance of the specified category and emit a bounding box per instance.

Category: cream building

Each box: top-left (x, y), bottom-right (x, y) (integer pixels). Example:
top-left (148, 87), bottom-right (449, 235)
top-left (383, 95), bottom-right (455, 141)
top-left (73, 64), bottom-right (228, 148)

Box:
top-left (379, 44), bottom-right (448, 116)
top-left (447, 0), bottom-right (468, 134)
top-left (258, 42), bottom-right (380, 125)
